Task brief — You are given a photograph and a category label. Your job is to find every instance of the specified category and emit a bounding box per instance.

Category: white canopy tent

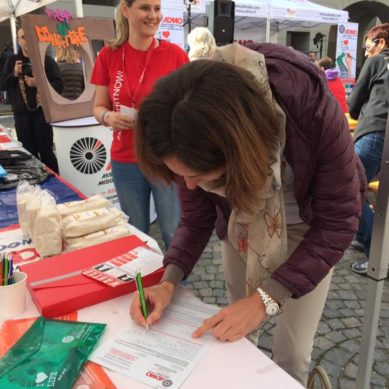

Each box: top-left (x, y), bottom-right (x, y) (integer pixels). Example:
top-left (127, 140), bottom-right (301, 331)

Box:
top-left (258, 0), bottom-right (349, 41)
top-left (0, 1), bottom-right (58, 53)
top-left (170, 0), bottom-right (349, 41)
top-left (0, 0), bottom-right (84, 53)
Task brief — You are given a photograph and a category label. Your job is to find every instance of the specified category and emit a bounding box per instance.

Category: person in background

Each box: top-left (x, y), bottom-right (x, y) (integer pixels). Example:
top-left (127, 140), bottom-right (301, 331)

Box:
top-left (348, 23), bottom-right (389, 274)
top-left (0, 42), bottom-right (13, 71)
top-left (187, 27), bottom-right (216, 61)
top-left (90, 0), bottom-right (188, 249)
top-left (317, 56), bottom-right (348, 113)
top-left (0, 28), bottom-right (62, 173)
top-left (306, 50), bottom-right (316, 61)
top-left (130, 43), bottom-right (366, 386)
top-left (56, 46), bottom-right (85, 100)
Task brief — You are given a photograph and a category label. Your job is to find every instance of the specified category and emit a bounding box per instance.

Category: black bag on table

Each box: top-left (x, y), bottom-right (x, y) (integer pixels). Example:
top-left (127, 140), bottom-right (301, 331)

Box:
top-left (0, 150), bottom-right (50, 189)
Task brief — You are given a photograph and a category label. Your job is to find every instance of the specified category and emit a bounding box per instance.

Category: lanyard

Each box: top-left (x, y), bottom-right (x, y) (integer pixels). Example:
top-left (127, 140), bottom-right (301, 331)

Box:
top-left (122, 39), bottom-right (156, 108)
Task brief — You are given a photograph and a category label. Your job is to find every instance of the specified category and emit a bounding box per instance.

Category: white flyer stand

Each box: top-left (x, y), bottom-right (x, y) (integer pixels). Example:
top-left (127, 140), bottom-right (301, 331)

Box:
top-left (52, 117), bottom-right (157, 221)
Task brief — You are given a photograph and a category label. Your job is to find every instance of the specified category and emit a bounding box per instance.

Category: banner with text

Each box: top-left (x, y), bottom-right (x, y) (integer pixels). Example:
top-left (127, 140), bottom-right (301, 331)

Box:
top-left (157, 8), bottom-right (185, 48)
top-left (335, 22), bottom-right (359, 95)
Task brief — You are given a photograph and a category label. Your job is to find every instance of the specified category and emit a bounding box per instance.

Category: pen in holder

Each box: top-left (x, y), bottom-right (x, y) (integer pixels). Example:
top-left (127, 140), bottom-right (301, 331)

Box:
top-left (0, 253), bottom-right (27, 318)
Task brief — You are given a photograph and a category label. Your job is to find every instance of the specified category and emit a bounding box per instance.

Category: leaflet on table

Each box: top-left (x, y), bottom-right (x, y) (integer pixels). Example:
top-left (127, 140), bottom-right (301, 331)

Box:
top-left (82, 246), bottom-right (163, 287)
top-left (89, 288), bottom-right (220, 389)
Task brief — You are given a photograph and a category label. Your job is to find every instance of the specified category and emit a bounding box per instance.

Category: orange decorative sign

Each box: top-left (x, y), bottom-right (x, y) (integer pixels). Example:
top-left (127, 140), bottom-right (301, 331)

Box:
top-left (35, 25), bottom-right (87, 48)
top-left (34, 7), bottom-right (87, 48)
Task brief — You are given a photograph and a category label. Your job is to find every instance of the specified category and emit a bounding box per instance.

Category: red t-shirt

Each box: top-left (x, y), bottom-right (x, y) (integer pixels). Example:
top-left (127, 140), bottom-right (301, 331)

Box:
top-left (91, 40), bottom-right (189, 162)
top-left (327, 78), bottom-right (348, 113)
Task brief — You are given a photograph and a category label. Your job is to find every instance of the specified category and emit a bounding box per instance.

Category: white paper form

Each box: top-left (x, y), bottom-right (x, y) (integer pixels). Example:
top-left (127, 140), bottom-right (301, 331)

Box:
top-left (89, 288), bottom-right (220, 389)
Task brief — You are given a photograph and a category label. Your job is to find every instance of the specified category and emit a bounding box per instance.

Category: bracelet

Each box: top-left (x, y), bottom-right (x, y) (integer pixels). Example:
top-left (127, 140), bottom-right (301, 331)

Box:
top-left (100, 111), bottom-right (110, 127)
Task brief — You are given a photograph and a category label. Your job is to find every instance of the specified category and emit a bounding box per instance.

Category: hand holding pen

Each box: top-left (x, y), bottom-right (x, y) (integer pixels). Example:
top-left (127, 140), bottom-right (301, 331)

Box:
top-left (130, 278), bottom-right (176, 329)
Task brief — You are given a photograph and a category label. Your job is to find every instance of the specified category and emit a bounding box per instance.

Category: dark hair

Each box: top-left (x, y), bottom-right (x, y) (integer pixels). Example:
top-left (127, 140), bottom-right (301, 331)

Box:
top-left (365, 23), bottom-right (389, 46)
top-left (316, 56), bottom-right (333, 70)
top-left (135, 60), bottom-right (281, 213)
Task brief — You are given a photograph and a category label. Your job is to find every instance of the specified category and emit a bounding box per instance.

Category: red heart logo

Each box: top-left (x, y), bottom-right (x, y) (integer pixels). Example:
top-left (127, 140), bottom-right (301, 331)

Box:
top-left (343, 39), bottom-right (349, 45)
top-left (162, 31), bottom-right (170, 39)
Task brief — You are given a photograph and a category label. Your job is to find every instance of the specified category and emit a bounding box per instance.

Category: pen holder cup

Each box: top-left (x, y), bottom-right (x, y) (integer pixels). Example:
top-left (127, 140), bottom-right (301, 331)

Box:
top-left (0, 271), bottom-right (27, 318)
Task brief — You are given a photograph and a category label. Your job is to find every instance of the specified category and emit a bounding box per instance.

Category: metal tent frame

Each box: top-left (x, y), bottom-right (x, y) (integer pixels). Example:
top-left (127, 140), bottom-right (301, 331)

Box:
top-left (356, 70), bottom-right (389, 388)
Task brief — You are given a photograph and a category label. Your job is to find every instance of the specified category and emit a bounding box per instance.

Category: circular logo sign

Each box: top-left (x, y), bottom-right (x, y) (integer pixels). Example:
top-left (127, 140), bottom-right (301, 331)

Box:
top-left (339, 25), bottom-right (345, 34)
top-left (70, 137), bottom-right (107, 174)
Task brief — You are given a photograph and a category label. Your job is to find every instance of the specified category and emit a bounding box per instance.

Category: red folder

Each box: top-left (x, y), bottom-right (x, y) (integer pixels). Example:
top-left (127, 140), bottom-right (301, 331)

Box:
top-left (19, 235), bottom-right (164, 317)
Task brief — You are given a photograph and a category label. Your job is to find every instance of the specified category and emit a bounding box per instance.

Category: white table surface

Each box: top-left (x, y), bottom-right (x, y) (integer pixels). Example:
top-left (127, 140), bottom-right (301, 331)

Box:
top-left (51, 116), bottom-right (99, 127)
top-left (0, 288), bottom-right (303, 389)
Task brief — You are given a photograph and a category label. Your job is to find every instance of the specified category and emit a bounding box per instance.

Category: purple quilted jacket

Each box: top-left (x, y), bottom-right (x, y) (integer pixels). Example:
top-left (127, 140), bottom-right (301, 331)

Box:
top-left (164, 43), bottom-right (367, 299)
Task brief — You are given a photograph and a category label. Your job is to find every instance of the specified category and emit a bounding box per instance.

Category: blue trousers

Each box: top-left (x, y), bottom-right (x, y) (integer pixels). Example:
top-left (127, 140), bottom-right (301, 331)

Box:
top-left (111, 160), bottom-right (180, 250)
top-left (354, 131), bottom-right (385, 256)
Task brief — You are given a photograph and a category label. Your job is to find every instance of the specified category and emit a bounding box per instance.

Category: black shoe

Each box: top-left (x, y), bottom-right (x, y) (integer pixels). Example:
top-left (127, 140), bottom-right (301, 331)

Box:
top-left (351, 258), bottom-right (368, 274)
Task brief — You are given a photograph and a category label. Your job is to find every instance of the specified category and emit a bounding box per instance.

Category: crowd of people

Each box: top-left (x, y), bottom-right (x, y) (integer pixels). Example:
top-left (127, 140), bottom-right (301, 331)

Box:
top-left (0, 0), bottom-right (388, 385)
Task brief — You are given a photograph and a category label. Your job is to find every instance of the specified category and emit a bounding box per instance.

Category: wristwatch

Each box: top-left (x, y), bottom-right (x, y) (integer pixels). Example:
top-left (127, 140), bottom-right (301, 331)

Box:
top-left (256, 287), bottom-right (281, 316)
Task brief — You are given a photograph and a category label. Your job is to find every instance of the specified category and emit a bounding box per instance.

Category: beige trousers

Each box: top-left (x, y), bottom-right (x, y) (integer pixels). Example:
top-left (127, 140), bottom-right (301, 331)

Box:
top-left (221, 222), bottom-right (334, 387)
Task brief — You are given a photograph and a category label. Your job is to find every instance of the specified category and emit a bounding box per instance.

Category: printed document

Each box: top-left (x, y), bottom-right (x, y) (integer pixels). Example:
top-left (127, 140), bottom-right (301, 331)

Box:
top-left (89, 288), bottom-right (219, 388)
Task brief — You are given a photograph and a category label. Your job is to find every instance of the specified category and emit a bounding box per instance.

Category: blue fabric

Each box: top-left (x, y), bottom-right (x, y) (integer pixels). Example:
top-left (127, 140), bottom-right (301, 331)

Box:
top-left (111, 160), bottom-right (179, 249)
top-left (0, 174), bottom-right (82, 228)
top-left (354, 131), bottom-right (385, 255)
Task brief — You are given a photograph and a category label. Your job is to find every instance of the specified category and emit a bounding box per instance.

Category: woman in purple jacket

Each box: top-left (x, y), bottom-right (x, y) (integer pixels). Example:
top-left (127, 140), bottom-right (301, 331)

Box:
top-left (130, 44), bottom-right (366, 386)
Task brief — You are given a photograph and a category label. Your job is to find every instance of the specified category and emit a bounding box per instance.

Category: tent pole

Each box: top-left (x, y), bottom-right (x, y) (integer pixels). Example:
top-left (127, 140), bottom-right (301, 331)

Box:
top-left (356, 72), bottom-right (389, 388)
top-left (75, 0), bottom-right (84, 17)
top-left (265, 18), bottom-right (270, 43)
top-left (10, 13), bottom-right (17, 53)
top-left (356, 279), bottom-right (385, 388)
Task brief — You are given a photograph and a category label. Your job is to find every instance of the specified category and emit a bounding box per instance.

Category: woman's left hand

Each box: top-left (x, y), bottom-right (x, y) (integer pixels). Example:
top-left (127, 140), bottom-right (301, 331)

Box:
top-left (192, 293), bottom-right (266, 342)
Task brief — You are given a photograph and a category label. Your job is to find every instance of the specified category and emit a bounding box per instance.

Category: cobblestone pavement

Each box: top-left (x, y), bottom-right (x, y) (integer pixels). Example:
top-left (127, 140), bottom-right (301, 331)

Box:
top-left (150, 224), bottom-right (389, 388)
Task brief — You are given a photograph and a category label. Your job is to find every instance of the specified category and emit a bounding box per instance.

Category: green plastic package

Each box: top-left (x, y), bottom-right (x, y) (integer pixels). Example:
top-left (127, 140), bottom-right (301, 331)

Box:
top-left (0, 317), bottom-right (106, 389)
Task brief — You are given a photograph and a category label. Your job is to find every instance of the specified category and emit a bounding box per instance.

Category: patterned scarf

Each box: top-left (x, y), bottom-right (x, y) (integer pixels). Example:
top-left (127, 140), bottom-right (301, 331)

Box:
top-left (211, 44), bottom-right (287, 296)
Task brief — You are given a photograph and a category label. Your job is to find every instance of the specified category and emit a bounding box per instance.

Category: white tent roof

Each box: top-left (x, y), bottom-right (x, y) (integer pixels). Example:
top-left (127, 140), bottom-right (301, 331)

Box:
top-left (0, 0), bottom-right (58, 52)
top-left (0, 0), bottom-right (57, 23)
top-left (168, 0), bottom-right (348, 28)
top-left (266, 0), bottom-right (348, 24)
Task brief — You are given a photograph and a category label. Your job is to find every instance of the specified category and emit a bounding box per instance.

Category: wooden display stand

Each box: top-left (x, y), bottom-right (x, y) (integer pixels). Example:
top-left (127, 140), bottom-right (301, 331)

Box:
top-left (20, 13), bottom-right (115, 123)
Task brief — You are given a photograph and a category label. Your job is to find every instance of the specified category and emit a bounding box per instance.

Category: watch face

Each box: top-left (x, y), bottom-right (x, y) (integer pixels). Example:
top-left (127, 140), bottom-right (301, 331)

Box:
top-left (267, 302), bottom-right (280, 316)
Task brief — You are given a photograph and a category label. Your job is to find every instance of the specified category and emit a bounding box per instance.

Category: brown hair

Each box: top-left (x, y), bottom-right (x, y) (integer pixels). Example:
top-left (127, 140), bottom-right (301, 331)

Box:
top-left (365, 23), bottom-right (389, 46)
top-left (135, 60), bottom-right (281, 214)
top-left (316, 56), bottom-right (333, 70)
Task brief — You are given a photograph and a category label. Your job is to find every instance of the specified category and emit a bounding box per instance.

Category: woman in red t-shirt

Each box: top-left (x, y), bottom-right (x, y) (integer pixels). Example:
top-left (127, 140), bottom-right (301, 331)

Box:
top-left (91, 0), bottom-right (189, 249)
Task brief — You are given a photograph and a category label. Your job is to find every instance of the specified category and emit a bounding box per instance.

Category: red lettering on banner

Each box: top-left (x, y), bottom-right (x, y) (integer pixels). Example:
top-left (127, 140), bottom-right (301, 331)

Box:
top-left (163, 17), bottom-right (183, 24)
top-left (345, 29), bottom-right (358, 36)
